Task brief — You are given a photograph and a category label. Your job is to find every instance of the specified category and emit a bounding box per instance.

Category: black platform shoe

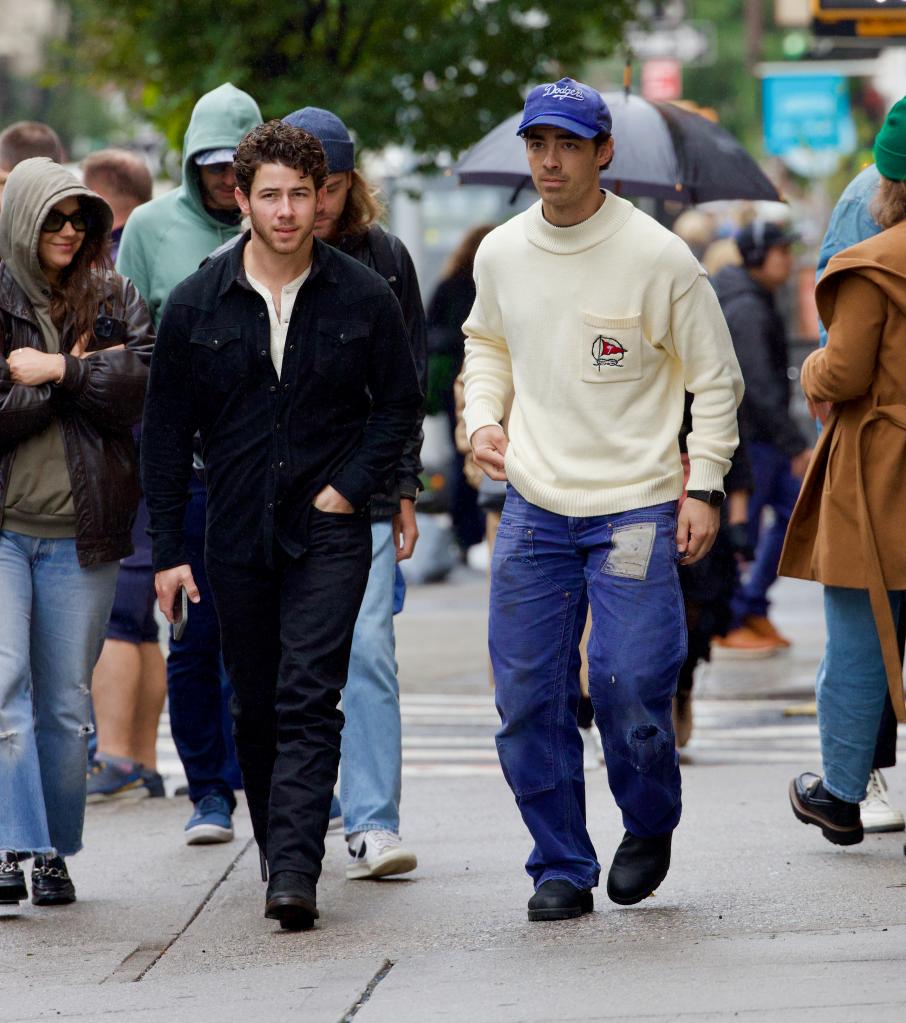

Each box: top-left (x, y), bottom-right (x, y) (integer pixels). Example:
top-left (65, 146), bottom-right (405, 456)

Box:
top-left (527, 879), bottom-right (594, 922)
top-left (264, 871), bottom-right (318, 931)
top-left (606, 830), bottom-right (672, 905)
top-left (31, 855), bottom-right (76, 906)
top-left (0, 851), bottom-right (27, 905)
top-left (789, 773), bottom-right (863, 846)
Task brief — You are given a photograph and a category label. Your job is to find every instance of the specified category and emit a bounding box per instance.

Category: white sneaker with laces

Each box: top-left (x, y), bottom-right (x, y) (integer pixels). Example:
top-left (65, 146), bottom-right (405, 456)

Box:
top-left (860, 769), bottom-right (906, 833)
top-left (346, 829), bottom-right (418, 880)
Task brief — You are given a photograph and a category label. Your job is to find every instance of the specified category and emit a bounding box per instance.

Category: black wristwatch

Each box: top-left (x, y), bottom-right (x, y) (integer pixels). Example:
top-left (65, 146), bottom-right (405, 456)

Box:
top-left (686, 489), bottom-right (725, 507)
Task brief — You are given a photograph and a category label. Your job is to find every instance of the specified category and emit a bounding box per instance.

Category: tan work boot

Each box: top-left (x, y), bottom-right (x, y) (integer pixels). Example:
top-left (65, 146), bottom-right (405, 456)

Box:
top-left (711, 625), bottom-right (779, 658)
top-left (744, 614), bottom-right (791, 648)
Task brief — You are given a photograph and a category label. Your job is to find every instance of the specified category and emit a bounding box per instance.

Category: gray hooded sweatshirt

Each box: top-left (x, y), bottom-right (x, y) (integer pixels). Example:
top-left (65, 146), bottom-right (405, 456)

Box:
top-left (0, 157), bottom-right (113, 536)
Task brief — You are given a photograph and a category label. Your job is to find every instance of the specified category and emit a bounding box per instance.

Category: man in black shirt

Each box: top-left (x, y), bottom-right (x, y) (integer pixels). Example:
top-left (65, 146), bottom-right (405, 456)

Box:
top-left (141, 121), bottom-right (421, 930)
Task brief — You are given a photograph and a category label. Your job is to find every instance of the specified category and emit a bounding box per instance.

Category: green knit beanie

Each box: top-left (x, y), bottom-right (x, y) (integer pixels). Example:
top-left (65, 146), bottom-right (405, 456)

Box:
top-left (875, 97), bottom-right (906, 181)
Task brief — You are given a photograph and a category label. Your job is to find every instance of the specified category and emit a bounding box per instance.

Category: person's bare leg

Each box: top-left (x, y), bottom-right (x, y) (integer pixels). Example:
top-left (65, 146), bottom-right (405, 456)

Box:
top-left (92, 639), bottom-right (141, 760)
top-left (132, 643), bottom-right (167, 770)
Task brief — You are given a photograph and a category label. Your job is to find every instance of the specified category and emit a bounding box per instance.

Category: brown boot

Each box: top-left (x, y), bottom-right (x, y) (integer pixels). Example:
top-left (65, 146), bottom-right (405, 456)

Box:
top-left (711, 625), bottom-right (779, 658)
top-left (744, 614), bottom-right (791, 648)
top-left (672, 692), bottom-right (693, 748)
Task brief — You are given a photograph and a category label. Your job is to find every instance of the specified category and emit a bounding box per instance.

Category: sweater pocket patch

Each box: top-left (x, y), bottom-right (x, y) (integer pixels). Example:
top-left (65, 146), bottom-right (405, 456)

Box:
top-left (580, 312), bottom-right (643, 384)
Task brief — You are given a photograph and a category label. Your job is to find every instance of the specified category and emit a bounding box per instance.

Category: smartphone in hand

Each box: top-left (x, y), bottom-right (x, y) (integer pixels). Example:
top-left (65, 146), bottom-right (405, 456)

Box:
top-left (171, 585), bottom-right (189, 642)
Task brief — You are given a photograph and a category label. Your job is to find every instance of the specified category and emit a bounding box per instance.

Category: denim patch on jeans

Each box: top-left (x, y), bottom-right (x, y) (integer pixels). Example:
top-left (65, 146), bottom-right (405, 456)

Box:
top-left (489, 487), bottom-right (685, 890)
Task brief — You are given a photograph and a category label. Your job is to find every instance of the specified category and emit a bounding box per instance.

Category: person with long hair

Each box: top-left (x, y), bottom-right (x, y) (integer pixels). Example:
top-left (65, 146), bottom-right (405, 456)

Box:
top-left (783, 102), bottom-right (906, 846)
top-left (0, 158), bottom-right (153, 906)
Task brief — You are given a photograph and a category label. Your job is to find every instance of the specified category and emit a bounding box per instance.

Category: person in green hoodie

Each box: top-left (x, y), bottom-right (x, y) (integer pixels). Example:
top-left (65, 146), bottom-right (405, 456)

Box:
top-left (88, 84), bottom-right (261, 841)
top-left (0, 157), bottom-right (154, 907)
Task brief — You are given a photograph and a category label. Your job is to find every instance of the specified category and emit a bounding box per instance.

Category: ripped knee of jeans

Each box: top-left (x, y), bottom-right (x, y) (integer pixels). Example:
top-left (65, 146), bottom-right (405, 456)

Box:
top-left (78, 723), bottom-right (95, 738)
top-left (627, 723), bottom-right (672, 773)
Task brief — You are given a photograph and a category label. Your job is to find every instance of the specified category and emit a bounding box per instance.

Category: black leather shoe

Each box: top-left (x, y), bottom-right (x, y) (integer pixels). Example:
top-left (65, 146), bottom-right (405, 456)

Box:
top-left (264, 871), bottom-right (319, 931)
top-left (606, 830), bottom-right (672, 905)
top-left (31, 855), bottom-right (76, 906)
top-left (0, 851), bottom-right (27, 905)
top-left (789, 773), bottom-right (863, 846)
top-left (527, 879), bottom-right (594, 922)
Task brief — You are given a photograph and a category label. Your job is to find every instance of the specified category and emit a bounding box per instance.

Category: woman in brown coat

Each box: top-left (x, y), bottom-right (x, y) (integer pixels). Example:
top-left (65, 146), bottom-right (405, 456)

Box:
top-left (782, 168), bottom-right (906, 848)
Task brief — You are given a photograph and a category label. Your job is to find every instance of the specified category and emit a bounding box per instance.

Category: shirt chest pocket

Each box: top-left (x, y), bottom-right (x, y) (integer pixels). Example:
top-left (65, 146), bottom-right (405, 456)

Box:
top-left (314, 318), bottom-right (370, 383)
top-left (188, 325), bottom-right (248, 389)
top-left (580, 312), bottom-right (644, 385)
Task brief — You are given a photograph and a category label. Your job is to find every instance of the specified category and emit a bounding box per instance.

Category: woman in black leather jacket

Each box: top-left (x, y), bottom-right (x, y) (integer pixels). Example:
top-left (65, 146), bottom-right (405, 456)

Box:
top-left (0, 157), bottom-right (153, 908)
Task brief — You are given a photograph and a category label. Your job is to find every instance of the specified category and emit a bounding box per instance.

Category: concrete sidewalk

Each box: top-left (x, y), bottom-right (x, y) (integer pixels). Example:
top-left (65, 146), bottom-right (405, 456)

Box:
top-left (4, 576), bottom-right (906, 1021)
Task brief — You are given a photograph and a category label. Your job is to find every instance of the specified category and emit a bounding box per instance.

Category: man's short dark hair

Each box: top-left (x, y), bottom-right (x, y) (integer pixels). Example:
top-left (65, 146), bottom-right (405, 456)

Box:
top-left (82, 149), bottom-right (153, 206)
top-left (0, 121), bottom-right (65, 171)
top-left (234, 120), bottom-right (328, 196)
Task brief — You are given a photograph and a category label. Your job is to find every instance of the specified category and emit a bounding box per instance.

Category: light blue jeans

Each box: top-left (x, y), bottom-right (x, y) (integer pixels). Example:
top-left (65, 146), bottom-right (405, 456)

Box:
top-left (340, 520), bottom-right (402, 835)
top-left (818, 585), bottom-right (904, 803)
top-left (0, 531), bottom-right (119, 856)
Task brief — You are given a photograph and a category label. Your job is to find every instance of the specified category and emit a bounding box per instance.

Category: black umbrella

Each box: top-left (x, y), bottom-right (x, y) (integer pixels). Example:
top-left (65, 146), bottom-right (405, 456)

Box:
top-left (455, 91), bottom-right (781, 205)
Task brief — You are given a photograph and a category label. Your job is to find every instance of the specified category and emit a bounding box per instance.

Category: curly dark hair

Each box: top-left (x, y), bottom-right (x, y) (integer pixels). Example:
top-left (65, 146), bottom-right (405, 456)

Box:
top-left (234, 120), bottom-right (328, 196)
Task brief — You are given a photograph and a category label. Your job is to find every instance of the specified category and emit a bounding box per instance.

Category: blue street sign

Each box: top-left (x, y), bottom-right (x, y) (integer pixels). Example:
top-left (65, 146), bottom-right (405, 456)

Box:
top-left (762, 74), bottom-right (854, 157)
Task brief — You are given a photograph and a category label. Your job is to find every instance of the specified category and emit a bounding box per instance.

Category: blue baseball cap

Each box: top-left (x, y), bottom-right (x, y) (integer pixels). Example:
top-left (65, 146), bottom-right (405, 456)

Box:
top-left (517, 77), bottom-right (612, 139)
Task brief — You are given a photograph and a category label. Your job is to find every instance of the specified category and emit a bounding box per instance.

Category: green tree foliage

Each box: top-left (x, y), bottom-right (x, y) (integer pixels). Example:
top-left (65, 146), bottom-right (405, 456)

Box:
top-left (61, 0), bottom-right (637, 157)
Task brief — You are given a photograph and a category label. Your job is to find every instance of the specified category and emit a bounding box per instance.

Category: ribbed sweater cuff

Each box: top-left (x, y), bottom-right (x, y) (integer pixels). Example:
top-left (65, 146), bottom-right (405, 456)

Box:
top-left (686, 459), bottom-right (728, 494)
top-left (463, 402), bottom-right (503, 444)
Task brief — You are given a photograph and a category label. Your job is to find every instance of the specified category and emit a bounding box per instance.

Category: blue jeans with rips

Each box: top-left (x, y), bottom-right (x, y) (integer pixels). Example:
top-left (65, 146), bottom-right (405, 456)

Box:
top-left (340, 520), bottom-right (402, 835)
top-left (489, 488), bottom-right (686, 891)
top-left (0, 531), bottom-right (119, 856)
top-left (818, 585), bottom-right (904, 803)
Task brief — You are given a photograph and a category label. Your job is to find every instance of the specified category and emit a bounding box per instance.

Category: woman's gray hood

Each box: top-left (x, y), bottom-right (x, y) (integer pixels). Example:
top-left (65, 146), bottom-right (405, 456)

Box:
top-left (0, 157), bottom-right (113, 314)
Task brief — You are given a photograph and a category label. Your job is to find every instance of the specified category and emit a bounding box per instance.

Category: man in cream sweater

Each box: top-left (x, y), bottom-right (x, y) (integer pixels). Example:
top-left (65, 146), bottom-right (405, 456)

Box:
top-left (463, 78), bottom-right (743, 921)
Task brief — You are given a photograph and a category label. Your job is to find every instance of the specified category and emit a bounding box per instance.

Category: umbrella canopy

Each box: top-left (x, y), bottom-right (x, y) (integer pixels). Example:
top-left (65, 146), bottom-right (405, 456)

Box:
top-left (455, 91), bottom-right (781, 205)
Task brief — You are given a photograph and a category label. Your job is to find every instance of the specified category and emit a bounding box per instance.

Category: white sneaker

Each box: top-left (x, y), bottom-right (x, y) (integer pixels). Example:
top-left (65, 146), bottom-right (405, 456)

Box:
top-left (860, 770), bottom-right (906, 833)
top-left (580, 725), bottom-right (604, 771)
top-left (346, 830), bottom-right (418, 880)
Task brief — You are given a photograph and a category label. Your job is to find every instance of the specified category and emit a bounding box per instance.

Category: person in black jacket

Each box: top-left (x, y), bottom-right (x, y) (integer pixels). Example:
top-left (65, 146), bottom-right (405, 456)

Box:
top-left (280, 107), bottom-right (427, 881)
top-left (141, 122), bottom-right (421, 931)
top-left (711, 222), bottom-right (812, 655)
top-left (0, 158), bottom-right (153, 907)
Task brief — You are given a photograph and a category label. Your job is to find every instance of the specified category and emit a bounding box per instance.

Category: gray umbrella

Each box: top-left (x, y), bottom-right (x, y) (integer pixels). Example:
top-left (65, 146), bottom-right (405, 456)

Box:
top-left (455, 91), bottom-right (781, 204)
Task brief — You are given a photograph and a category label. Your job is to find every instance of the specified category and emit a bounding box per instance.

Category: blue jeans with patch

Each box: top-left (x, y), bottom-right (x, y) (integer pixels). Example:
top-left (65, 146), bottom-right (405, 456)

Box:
top-left (489, 488), bottom-right (685, 891)
top-left (0, 531), bottom-right (119, 856)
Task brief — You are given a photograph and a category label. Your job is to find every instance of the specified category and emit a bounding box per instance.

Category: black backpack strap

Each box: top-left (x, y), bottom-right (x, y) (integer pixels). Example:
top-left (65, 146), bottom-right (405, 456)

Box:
top-left (366, 225), bottom-right (403, 303)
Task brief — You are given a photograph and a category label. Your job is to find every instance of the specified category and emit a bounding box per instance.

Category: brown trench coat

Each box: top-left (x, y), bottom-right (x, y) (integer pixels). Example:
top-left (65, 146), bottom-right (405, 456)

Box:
top-left (778, 219), bottom-right (906, 720)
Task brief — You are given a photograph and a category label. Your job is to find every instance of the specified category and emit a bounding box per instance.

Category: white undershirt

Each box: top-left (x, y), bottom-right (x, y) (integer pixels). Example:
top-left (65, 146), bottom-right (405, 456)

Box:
top-left (245, 267), bottom-right (311, 378)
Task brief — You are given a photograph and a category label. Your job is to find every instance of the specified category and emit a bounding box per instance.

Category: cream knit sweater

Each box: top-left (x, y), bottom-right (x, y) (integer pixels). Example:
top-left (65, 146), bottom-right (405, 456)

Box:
top-left (462, 193), bottom-right (743, 517)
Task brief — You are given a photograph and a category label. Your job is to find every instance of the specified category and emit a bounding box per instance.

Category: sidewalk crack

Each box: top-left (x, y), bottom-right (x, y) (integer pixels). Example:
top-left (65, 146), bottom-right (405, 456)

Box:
top-left (340, 958), bottom-right (394, 1021)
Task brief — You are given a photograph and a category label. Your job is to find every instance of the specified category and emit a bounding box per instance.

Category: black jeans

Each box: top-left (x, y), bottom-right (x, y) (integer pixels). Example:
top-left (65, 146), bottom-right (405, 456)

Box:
top-left (207, 508), bottom-right (372, 881)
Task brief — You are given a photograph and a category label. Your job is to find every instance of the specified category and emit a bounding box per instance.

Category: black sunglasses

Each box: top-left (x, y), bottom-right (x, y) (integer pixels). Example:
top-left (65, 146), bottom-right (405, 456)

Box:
top-left (41, 209), bottom-right (88, 233)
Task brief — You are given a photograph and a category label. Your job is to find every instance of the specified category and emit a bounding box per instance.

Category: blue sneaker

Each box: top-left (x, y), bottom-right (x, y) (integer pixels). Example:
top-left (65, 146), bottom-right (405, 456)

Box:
top-left (185, 793), bottom-right (234, 845)
top-left (87, 756), bottom-right (147, 803)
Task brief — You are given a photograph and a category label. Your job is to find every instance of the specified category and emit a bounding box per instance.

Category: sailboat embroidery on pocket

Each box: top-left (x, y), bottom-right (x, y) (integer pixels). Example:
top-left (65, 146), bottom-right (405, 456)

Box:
top-left (591, 334), bottom-right (627, 371)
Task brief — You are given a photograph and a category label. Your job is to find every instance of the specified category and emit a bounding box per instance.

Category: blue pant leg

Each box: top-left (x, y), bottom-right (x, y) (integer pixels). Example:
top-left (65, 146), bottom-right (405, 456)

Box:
top-left (0, 532), bottom-right (52, 854)
top-left (340, 520), bottom-right (401, 835)
top-left (734, 443), bottom-right (800, 622)
top-left (584, 508), bottom-right (685, 838)
top-left (29, 537), bottom-right (119, 856)
top-left (165, 483), bottom-right (236, 809)
top-left (818, 586), bottom-right (901, 802)
top-left (490, 493), bottom-right (596, 890)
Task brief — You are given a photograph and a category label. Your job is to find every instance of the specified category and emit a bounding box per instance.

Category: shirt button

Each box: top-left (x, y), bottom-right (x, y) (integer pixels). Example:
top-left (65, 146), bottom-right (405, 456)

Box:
top-left (258, 311), bottom-right (265, 319)
top-left (339, 333), bottom-right (345, 340)
top-left (260, 350), bottom-right (266, 357)
top-left (283, 383), bottom-right (289, 390)
top-left (288, 345), bottom-right (295, 352)
top-left (267, 502), bottom-right (273, 510)
top-left (269, 385), bottom-right (276, 393)
top-left (279, 461), bottom-right (285, 469)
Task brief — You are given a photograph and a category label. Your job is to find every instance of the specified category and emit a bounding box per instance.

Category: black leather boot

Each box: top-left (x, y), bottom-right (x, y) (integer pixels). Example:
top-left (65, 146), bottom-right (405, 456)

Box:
top-left (606, 830), bottom-right (672, 905)
top-left (527, 879), bottom-right (594, 922)
top-left (264, 871), bottom-right (318, 931)
top-left (31, 855), bottom-right (76, 906)
top-left (789, 773), bottom-right (863, 846)
top-left (0, 851), bottom-right (27, 905)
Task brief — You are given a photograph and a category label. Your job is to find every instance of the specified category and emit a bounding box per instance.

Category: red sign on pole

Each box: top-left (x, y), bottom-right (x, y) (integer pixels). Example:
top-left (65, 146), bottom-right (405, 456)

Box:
top-left (641, 59), bottom-right (683, 102)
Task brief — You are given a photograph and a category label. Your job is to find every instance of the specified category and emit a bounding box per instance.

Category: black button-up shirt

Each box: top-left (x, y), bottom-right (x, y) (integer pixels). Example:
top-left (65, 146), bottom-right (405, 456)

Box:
top-left (141, 234), bottom-right (422, 571)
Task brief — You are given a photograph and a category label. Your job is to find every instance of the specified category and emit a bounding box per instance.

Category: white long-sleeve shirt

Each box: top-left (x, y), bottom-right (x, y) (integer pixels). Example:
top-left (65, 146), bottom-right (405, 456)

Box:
top-left (462, 192), bottom-right (743, 517)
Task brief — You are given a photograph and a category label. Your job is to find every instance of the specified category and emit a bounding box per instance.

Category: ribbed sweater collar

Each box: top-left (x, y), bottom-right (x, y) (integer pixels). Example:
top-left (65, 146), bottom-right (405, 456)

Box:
top-left (523, 190), bottom-right (634, 255)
